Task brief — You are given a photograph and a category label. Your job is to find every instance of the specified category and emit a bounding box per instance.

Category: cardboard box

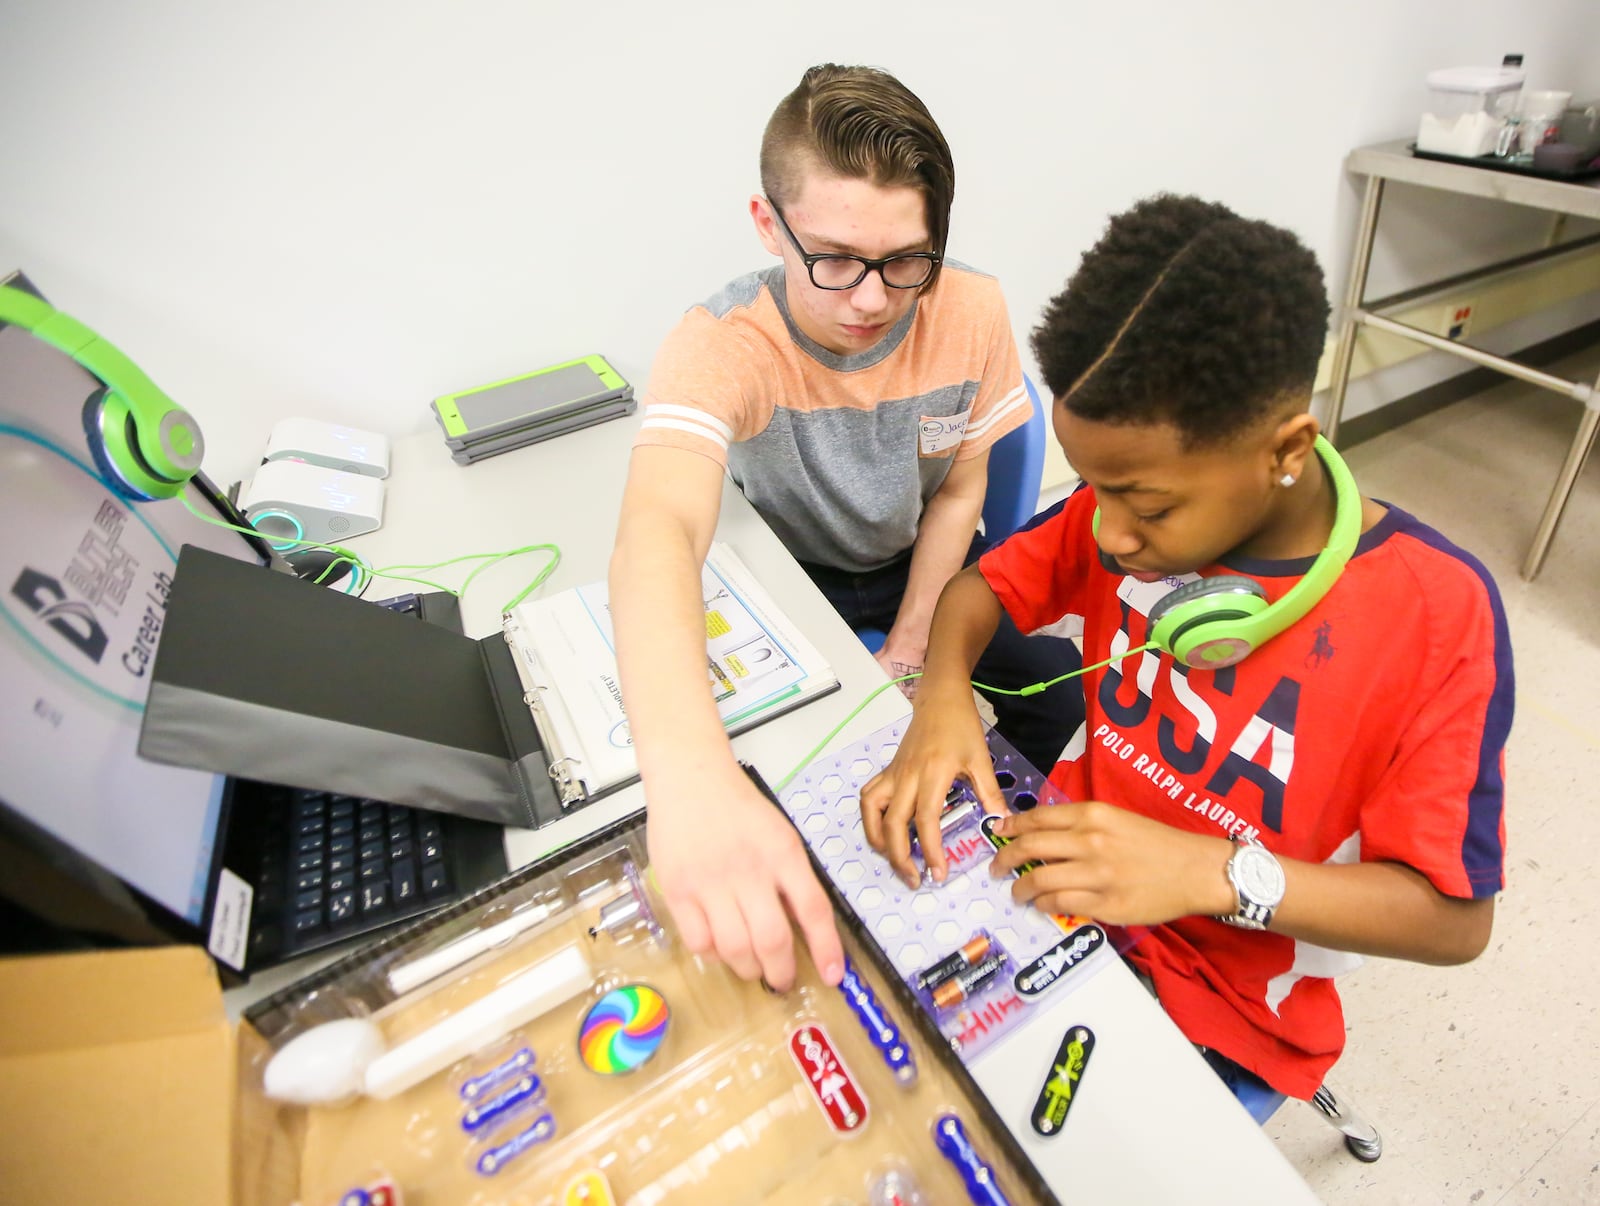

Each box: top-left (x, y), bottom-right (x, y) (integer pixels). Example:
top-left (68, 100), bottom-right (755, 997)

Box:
top-left (0, 945), bottom-right (290, 1206)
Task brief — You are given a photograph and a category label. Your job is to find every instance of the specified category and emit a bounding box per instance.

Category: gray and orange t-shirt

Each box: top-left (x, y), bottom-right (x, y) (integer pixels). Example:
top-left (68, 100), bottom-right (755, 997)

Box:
top-left (634, 263), bottom-right (1029, 573)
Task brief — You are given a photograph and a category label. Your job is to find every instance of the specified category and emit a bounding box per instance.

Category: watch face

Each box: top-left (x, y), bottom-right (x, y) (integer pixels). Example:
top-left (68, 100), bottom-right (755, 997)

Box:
top-left (1236, 845), bottom-right (1286, 904)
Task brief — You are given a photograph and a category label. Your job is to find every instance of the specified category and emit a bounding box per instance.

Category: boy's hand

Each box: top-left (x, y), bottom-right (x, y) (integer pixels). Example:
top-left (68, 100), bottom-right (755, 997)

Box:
top-left (989, 803), bottom-right (1235, 925)
top-left (647, 764), bottom-right (844, 992)
top-left (873, 647), bottom-right (923, 698)
top-left (859, 682), bottom-right (1007, 888)
top-left (872, 629), bottom-right (927, 699)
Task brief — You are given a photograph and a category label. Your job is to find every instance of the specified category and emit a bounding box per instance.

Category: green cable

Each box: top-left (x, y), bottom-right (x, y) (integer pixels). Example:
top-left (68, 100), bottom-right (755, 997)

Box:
top-left (773, 641), bottom-right (1160, 793)
top-left (178, 493), bottom-right (562, 610)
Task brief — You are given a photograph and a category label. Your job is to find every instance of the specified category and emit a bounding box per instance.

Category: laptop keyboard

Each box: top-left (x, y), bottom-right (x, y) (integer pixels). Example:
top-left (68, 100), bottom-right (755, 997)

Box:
top-left (255, 788), bottom-right (454, 951)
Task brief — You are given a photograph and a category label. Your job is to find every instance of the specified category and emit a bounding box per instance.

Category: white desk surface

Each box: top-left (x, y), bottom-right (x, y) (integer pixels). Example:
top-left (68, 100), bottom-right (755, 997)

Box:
top-left (228, 414), bottom-right (1319, 1205)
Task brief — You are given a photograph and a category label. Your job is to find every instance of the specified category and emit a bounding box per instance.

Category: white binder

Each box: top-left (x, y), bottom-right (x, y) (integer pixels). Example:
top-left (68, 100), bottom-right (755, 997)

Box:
top-left (502, 543), bottom-right (839, 806)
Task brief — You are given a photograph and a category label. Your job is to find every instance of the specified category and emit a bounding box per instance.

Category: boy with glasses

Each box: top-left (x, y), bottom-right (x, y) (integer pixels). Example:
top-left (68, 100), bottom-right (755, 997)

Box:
top-left (609, 64), bottom-right (1082, 992)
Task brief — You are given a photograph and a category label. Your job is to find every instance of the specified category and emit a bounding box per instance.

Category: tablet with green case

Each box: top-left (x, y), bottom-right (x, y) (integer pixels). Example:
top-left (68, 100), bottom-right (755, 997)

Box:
top-left (432, 354), bottom-right (631, 444)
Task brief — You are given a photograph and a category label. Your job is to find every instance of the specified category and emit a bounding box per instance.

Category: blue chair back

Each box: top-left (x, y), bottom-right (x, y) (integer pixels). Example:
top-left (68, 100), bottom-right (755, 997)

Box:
top-left (980, 373), bottom-right (1048, 543)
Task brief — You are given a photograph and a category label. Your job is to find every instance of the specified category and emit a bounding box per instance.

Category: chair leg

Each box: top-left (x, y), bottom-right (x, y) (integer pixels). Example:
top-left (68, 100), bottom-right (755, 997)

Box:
top-left (1310, 1081), bottom-right (1383, 1162)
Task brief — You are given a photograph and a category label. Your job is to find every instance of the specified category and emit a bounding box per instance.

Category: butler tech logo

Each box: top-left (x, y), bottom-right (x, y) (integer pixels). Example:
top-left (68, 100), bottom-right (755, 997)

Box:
top-left (1, 424), bottom-right (180, 710)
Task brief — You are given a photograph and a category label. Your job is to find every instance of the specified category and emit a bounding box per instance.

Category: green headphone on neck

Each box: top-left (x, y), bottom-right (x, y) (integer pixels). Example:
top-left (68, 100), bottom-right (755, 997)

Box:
top-left (1106, 434), bottom-right (1360, 670)
top-left (0, 282), bottom-right (205, 501)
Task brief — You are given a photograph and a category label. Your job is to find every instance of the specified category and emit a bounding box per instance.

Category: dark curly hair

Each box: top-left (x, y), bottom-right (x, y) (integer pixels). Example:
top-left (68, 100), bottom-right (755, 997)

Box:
top-left (1031, 194), bottom-right (1330, 446)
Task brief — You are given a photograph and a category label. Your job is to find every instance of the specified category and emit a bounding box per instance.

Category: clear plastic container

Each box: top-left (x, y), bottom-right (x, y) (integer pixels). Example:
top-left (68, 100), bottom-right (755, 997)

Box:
top-left (1417, 65), bottom-right (1525, 157)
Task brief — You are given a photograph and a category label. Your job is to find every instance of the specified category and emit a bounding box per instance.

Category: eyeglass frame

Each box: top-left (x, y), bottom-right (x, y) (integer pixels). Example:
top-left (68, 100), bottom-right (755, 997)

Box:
top-left (766, 200), bottom-right (942, 291)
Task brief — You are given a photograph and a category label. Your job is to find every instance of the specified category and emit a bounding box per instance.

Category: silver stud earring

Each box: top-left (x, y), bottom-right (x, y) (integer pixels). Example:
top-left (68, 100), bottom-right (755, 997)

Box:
top-left (1279, 473), bottom-right (1296, 488)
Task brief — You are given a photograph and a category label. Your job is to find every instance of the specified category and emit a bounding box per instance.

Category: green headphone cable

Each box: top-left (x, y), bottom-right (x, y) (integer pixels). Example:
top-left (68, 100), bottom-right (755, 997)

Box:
top-left (177, 493), bottom-right (562, 612)
top-left (773, 640), bottom-right (1160, 792)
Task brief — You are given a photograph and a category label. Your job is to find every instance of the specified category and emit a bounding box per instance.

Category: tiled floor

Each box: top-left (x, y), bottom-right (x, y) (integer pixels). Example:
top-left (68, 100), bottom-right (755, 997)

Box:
top-left (1264, 347), bottom-right (1600, 1204)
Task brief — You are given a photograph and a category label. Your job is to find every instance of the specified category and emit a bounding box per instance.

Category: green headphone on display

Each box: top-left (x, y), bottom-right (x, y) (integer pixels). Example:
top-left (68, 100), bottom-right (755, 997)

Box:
top-left (1103, 434), bottom-right (1360, 670)
top-left (0, 282), bottom-right (205, 501)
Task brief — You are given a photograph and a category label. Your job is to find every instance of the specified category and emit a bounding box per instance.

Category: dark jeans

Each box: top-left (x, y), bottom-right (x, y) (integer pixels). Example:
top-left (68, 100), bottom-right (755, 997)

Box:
top-left (798, 535), bottom-right (1085, 774)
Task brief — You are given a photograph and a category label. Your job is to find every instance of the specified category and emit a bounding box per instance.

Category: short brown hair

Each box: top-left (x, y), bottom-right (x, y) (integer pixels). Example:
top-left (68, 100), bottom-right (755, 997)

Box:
top-left (760, 64), bottom-right (955, 285)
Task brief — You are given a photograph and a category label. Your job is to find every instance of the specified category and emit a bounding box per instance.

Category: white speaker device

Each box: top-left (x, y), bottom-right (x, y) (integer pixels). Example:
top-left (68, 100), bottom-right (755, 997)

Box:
top-left (264, 417), bottom-right (391, 479)
top-left (240, 460), bottom-right (386, 547)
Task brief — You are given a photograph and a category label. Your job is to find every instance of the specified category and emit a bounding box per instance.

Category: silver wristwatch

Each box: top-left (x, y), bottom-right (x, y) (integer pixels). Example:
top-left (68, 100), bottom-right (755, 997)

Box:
top-left (1221, 838), bottom-right (1285, 930)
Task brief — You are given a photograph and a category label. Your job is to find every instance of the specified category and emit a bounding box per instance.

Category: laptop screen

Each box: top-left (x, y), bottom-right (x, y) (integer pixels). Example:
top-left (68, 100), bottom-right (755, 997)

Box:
top-left (0, 301), bottom-right (272, 927)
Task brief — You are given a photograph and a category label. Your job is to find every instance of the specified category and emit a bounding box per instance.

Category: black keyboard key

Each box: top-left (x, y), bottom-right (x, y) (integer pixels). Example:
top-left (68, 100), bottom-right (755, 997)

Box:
top-left (296, 833), bottom-right (324, 855)
top-left (421, 839), bottom-right (443, 864)
top-left (390, 838), bottom-right (415, 862)
top-left (386, 804), bottom-right (410, 824)
top-left (359, 803), bottom-right (384, 826)
top-left (359, 859), bottom-right (386, 882)
top-left (329, 836), bottom-right (354, 856)
top-left (359, 824), bottom-right (384, 846)
top-left (388, 823), bottom-right (411, 846)
top-left (359, 841), bottom-right (385, 863)
top-left (327, 872), bottom-right (355, 895)
top-left (329, 818), bottom-right (355, 839)
top-left (418, 819), bottom-right (443, 846)
top-left (422, 863), bottom-right (450, 897)
top-left (328, 892), bottom-right (356, 924)
top-left (296, 816), bottom-right (324, 838)
top-left (251, 922), bottom-right (282, 956)
top-left (328, 853), bottom-right (354, 875)
top-left (295, 851), bottom-right (325, 874)
top-left (361, 882), bottom-right (389, 913)
top-left (294, 888), bottom-right (324, 912)
top-left (329, 797), bottom-right (357, 820)
top-left (392, 860), bottom-right (417, 903)
top-left (294, 871), bottom-right (321, 893)
top-left (292, 909), bottom-right (323, 935)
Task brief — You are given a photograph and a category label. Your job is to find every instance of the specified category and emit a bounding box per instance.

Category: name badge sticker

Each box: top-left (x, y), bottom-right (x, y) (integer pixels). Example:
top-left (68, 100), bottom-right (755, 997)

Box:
top-left (918, 412), bottom-right (968, 456)
top-left (1115, 572), bottom-right (1196, 619)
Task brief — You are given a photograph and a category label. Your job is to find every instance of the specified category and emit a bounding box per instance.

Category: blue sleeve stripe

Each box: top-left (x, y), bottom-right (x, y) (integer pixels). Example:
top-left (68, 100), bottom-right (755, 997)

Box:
top-left (1400, 517), bottom-right (1513, 897)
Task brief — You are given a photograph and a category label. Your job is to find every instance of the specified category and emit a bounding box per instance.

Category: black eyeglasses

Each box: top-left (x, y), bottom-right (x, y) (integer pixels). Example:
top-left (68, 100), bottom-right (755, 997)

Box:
top-left (768, 202), bottom-right (941, 291)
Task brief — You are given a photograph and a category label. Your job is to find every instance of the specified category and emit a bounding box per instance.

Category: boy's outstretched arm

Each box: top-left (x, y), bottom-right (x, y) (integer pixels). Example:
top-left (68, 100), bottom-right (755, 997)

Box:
top-left (611, 446), bottom-right (844, 990)
top-left (873, 453), bottom-right (988, 689)
top-left (990, 805), bottom-right (1494, 965)
top-left (861, 565), bottom-right (1011, 888)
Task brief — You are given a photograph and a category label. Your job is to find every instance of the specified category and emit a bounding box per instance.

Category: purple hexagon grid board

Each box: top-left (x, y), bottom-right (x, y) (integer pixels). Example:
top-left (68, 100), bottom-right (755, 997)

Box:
top-left (779, 721), bottom-right (1115, 1062)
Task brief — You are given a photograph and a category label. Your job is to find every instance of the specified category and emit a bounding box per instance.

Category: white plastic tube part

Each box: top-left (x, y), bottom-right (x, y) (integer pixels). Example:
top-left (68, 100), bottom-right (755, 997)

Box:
top-left (363, 944), bottom-right (593, 1100)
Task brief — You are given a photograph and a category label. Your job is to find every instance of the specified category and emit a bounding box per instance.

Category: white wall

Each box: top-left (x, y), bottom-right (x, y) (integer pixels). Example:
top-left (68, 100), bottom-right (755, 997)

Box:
top-left (2, 0), bottom-right (1597, 486)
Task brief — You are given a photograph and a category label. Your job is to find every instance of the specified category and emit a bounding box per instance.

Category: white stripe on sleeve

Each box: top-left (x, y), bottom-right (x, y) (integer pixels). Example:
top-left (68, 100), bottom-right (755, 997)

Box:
top-left (963, 385), bottom-right (1030, 441)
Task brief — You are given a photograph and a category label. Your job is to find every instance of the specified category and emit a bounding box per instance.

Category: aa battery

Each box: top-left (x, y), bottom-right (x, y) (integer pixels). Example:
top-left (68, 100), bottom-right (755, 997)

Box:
top-left (914, 933), bottom-right (993, 992)
top-left (910, 797), bottom-right (981, 850)
top-left (931, 952), bottom-right (1008, 1011)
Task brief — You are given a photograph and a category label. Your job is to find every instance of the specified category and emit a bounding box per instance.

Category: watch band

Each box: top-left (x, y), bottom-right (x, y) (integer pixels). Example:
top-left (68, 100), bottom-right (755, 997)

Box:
top-left (1219, 838), bottom-right (1284, 931)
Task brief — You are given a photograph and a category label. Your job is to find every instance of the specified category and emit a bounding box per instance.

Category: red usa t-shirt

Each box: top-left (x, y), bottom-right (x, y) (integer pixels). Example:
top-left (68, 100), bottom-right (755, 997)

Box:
top-left (979, 488), bottom-right (1512, 1098)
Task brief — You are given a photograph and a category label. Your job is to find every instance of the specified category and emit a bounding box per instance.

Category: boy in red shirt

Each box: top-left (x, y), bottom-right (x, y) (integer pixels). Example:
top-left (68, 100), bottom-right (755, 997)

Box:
top-left (860, 194), bottom-right (1512, 1099)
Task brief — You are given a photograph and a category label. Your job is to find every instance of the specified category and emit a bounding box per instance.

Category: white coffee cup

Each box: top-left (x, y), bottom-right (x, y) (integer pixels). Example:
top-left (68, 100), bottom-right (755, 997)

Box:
top-left (1519, 89), bottom-right (1573, 155)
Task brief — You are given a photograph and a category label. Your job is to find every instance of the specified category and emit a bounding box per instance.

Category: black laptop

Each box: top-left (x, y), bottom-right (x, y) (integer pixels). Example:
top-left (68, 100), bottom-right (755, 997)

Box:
top-left (0, 293), bottom-right (507, 983)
